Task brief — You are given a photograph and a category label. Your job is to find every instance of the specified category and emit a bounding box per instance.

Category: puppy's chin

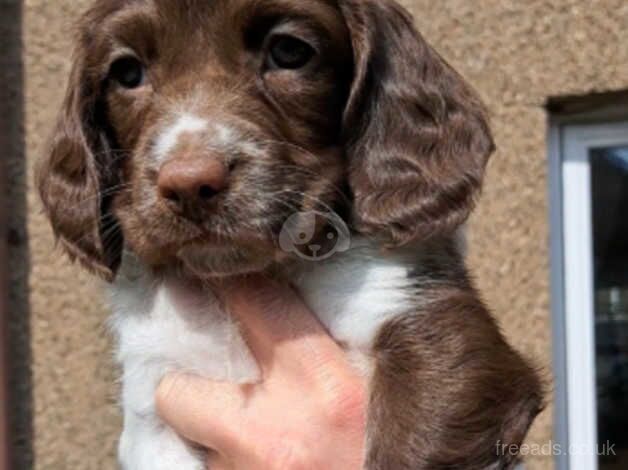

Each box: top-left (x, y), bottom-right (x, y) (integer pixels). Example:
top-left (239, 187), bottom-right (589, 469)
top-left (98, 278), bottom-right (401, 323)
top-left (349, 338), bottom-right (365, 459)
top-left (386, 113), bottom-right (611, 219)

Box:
top-left (177, 243), bottom-right (274, 279)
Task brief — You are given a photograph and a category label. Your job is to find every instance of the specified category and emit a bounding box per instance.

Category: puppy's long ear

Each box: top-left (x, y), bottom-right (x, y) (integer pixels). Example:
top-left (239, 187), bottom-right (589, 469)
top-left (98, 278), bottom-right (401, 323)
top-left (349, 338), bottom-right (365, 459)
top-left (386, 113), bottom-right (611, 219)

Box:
top-left (36, 40), bottom-right (123, 281)
top-left (340, 0), bottom-right (495, 245)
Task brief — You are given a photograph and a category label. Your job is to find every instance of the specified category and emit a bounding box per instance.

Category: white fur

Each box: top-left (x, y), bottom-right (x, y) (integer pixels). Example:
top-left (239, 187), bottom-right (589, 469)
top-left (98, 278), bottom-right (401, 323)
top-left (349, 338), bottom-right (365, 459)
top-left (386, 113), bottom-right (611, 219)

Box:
top-left (294, 240), bottom-right (417, 351)
top-left (214, 123), bottom-right (236, 148)
top-left (110, 238), bottom-right (417, 469)
top-left (154, 115), bottom-right (265, 165)
top-left (155, 114), bottom-right (208, 162)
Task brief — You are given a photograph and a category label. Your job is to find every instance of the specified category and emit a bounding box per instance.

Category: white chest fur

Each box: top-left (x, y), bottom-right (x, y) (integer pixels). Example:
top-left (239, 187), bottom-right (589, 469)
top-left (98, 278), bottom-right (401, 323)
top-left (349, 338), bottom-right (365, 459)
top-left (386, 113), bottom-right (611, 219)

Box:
top-left (110, 239), bottom-right (417, 469)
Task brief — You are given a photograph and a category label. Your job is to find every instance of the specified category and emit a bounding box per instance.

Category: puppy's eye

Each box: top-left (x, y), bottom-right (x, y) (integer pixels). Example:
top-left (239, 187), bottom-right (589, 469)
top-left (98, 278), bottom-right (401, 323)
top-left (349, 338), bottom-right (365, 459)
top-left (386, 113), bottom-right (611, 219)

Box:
top-left (109, 57), bottom-right (145, 89)
top-left (268, 35), bottom-right (315, 70)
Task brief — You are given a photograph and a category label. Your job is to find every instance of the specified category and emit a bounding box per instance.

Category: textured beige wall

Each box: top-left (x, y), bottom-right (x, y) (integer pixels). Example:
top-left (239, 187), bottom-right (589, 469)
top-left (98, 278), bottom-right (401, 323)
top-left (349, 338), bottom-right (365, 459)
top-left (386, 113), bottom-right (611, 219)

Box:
top-left (24, 1), bottom-right (121, 469)
top-left (15, 0), bottom-right (628, 469)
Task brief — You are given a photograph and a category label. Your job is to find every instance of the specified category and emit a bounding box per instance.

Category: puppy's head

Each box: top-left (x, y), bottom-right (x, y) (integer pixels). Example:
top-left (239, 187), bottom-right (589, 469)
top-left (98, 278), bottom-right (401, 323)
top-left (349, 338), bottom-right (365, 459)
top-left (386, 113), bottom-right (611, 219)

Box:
top-left (37, 0), bottom-right (494, 281)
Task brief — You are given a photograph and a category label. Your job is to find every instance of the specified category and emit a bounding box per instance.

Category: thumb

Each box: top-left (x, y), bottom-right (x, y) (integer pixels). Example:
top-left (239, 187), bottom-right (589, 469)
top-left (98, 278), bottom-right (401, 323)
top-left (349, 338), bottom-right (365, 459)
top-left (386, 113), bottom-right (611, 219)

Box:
top-left (155, 373), bottom-right (251, 453)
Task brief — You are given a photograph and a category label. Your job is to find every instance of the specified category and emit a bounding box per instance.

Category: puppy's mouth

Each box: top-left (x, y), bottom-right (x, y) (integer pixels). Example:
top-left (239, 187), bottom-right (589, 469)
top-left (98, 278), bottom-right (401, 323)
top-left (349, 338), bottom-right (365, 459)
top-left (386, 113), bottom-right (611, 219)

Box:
top-left (124, 202), bottom-right (293, 277)
top-left (175, 237), bottom-right (276, 278)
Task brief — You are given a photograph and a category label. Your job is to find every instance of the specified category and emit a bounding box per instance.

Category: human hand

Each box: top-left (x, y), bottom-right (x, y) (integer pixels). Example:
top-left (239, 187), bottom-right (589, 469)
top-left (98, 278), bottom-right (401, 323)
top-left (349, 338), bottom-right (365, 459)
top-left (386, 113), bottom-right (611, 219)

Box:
top-left (155, 277), bottom-right (367, 470)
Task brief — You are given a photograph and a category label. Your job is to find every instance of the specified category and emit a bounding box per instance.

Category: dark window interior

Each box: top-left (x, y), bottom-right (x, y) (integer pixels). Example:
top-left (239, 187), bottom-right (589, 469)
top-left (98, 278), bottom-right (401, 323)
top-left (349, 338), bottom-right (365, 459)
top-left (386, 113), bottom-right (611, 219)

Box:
top-left (591, 146), bottom-right (628, 470)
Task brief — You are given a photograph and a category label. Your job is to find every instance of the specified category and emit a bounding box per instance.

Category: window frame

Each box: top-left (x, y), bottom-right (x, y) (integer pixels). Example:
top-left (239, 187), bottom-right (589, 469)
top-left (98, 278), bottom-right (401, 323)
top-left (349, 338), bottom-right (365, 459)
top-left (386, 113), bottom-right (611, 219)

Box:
top-left (549, 113), bottom-right (628, 470)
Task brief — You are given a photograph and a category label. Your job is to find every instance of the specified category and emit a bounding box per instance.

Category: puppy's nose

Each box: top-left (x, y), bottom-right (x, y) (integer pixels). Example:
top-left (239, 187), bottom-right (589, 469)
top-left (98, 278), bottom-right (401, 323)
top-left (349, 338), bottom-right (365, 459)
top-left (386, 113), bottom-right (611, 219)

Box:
top-left (157, 158), bottom-right (228, 210)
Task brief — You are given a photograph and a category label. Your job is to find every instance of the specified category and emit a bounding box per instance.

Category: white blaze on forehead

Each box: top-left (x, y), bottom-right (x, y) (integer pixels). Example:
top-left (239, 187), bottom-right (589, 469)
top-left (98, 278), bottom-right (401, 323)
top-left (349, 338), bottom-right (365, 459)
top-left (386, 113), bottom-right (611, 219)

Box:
top-left (155, 114), bottom-right (208, 161)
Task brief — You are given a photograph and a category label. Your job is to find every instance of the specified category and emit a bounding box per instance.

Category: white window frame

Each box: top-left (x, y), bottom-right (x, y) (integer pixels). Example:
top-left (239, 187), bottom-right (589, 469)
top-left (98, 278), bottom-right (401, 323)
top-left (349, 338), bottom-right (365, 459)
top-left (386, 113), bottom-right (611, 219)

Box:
top-left (549, 117), bottom-right (628, 470)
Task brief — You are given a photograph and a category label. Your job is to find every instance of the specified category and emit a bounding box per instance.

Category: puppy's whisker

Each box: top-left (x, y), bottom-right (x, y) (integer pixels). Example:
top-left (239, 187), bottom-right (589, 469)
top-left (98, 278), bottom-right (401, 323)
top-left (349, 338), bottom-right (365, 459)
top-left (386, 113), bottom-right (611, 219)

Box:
top-left (63, 212), bottom-right (121, 248)
top-left (273, 189), bottom-right (337, 215)
top-left (45, 184), bottom-right (132, 217)
top-left (269, 161), bottom-right (349, 204)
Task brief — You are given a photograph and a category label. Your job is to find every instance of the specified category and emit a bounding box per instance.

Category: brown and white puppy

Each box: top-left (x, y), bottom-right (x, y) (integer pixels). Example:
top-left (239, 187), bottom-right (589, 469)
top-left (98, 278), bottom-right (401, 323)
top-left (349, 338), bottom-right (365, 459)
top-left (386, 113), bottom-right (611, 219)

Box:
top-left (37, 0), bottom-right (543, 468)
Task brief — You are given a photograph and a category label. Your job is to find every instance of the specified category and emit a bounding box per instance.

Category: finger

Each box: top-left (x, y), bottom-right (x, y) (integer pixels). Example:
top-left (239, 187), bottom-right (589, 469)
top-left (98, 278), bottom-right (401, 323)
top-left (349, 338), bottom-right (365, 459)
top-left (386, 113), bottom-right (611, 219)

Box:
top-left (224, 276), bottom-right (346, 376)
top-left (207, 460), bottom-right (231, 470)
top-left (207, 460), bottom-right (232, 470)
top-left (155, 373), bottom-right (250, 452)
top-left (207, 450), bottom-right (233, 470)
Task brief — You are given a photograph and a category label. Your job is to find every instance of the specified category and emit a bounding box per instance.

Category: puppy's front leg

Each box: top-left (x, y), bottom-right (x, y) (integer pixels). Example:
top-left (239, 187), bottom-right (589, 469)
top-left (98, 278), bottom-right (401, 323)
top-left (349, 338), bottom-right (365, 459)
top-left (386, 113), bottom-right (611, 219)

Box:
top-left (119, 414), bottom-right (205, 470)
top-left (366, 292), bottom-right (543, 470)
top-left (118, 366), bottom-right (206, 470)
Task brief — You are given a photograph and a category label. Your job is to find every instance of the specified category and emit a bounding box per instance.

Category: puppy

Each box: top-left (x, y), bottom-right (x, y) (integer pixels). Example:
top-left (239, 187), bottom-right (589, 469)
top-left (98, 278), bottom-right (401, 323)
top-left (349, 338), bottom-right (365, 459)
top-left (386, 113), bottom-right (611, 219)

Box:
top-left (37, 0), bottom-right (543, 468)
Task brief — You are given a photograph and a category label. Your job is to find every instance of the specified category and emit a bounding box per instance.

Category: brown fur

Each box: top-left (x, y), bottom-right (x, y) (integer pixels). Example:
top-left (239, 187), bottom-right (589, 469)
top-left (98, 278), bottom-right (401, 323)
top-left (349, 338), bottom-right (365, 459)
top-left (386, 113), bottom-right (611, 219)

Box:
top-left (341, 0), bottom-right (495, 246)
top-left (36, 0), bottom-right (543, 468)
top-left (367, 239), bottom-right (543, 469)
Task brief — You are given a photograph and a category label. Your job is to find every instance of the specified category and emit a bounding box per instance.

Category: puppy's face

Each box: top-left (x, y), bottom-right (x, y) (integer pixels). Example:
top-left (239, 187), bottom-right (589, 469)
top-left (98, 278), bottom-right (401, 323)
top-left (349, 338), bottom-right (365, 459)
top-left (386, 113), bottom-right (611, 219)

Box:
top-left (38, 0), bottom-right (495, 280)
top-left (86, 0), bottom-right (352, 276)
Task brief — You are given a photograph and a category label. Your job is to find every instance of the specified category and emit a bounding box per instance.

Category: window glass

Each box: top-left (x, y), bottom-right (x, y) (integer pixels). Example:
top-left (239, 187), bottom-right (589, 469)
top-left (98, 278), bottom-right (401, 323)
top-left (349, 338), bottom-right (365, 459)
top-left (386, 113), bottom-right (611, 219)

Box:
top-left (591, 146), bottom-right (628, 470)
